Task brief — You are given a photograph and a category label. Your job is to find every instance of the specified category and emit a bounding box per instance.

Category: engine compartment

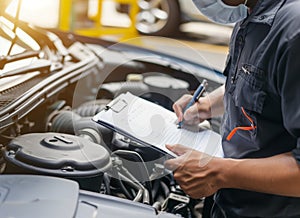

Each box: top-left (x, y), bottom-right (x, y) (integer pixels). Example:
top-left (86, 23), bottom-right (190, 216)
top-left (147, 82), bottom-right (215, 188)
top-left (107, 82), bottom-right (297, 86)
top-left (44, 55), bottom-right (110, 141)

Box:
top-left (0, 18), bottom-right (225, 217)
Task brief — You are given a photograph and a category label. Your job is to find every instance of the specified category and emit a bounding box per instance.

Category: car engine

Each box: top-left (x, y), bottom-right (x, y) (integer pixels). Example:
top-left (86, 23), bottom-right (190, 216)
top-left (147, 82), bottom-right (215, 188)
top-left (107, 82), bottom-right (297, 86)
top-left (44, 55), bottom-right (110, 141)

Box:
top-left (0, 14), bottom-right (225, 218)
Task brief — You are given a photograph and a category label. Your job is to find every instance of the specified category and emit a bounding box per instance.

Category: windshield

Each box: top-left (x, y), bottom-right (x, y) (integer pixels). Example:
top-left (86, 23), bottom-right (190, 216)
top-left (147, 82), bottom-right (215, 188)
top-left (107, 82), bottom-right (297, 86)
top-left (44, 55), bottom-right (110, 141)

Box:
top-left (0, 15), bottom-right (42, 72)
top-left (0, 0), bottom-right (48, 93)
top-left (5, 0), bottom-right (60, 28)
top-left (0, 16), bottom-right (40, 56)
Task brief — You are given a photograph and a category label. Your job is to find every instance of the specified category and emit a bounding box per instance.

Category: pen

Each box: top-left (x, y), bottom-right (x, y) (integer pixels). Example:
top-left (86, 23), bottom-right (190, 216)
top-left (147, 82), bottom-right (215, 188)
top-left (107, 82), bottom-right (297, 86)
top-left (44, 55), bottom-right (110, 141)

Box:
top-left (177, 79), bottom-right (208, 128)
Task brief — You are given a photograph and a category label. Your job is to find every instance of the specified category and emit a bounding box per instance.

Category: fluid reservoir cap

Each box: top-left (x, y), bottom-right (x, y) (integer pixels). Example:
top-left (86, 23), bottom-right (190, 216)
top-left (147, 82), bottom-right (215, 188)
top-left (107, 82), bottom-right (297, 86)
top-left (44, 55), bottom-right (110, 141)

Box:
top-left (5, 133), bottom-right (112, 177)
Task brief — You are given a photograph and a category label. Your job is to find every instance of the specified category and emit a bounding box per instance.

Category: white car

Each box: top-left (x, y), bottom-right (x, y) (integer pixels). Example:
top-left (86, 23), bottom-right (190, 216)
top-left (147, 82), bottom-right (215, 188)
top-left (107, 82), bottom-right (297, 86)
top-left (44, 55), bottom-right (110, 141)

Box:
top-left (135, 0), bottom-right (211, 36)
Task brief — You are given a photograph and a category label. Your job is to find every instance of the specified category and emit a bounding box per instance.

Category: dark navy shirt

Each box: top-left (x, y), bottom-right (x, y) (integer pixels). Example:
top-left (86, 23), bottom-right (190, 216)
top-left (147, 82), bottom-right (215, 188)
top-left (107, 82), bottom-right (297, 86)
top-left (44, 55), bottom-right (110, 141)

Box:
top-left (216, 0), bottom-right (300, 217)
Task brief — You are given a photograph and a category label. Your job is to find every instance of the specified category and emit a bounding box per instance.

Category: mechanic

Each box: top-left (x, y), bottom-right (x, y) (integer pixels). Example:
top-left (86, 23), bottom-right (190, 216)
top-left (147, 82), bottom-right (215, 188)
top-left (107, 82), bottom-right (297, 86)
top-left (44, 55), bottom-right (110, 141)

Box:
top-left (164, 0), bottom-right (300, 217)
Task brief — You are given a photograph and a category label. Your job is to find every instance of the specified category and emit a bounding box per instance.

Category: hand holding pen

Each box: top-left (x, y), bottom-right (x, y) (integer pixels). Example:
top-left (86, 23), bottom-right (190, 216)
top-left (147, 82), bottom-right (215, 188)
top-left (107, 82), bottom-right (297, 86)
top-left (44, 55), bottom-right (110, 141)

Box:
top-left (175, 79), bottom-right (208, 128)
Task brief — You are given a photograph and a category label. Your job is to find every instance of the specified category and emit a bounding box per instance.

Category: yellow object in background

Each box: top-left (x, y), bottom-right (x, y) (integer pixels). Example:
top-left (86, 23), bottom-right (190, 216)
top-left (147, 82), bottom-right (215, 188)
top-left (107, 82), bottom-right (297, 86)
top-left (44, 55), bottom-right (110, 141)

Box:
top-left (59, 0), bottom-right (139, 40)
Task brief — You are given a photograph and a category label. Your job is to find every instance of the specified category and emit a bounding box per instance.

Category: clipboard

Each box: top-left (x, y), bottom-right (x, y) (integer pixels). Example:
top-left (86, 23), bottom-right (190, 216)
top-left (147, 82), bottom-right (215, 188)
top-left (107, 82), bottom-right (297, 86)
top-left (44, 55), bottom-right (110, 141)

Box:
top-left (92, 92), bottom-right (223, 158)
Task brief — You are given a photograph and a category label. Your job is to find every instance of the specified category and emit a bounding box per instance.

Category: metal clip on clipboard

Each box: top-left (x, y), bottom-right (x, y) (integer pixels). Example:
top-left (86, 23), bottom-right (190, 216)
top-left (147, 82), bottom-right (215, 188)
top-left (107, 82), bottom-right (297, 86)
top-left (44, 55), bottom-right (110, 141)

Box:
top-left (105, 98), bottom-right (128, 113)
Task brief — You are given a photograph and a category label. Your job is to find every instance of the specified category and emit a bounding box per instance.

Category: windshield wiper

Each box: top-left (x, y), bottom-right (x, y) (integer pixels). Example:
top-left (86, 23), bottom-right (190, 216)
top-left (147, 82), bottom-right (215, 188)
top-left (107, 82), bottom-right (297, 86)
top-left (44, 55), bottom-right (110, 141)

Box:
top-left (0, 50), bottom-right (40, 70)
top-left (0, 59), bottom-right (51, 78)
top-left (7, 0), bottom-right (23, 56)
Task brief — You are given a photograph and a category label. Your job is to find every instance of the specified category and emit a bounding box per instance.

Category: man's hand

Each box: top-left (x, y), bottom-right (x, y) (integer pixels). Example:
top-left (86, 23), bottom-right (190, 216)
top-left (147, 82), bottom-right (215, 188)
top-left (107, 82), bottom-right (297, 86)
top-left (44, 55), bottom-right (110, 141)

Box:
top-left (173, 85), bottom-right (225, 126)
top-left (166, 145), bottom-right (300, 198)
top-left (173, 95), bottom-right (211, 126)
top-left (164, 144), bottom-right (225, 199)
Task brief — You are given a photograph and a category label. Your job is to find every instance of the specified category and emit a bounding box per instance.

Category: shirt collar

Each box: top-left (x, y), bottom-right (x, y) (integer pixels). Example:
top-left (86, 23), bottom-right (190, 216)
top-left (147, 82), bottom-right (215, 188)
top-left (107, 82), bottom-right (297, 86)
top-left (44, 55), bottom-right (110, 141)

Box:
top-left (243, 0), bottom-right (286, 26)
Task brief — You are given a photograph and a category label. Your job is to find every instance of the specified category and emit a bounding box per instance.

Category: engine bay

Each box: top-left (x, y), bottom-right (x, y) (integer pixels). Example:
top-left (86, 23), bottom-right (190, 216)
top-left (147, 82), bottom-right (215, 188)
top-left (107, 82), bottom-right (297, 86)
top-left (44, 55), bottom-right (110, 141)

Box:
top-left (0, 15), bottom-right (225, 217)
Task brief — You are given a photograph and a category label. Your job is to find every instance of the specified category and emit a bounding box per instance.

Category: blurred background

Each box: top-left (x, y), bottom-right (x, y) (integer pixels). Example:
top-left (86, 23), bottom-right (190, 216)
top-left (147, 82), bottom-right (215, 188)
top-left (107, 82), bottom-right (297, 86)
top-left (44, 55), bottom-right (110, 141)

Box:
top-left (3, 0), bottom-right (232, 72)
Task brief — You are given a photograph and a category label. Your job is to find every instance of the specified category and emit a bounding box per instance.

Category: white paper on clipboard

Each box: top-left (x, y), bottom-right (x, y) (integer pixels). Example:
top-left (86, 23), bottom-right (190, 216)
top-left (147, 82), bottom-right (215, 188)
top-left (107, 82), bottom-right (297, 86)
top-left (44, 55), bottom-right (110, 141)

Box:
top-left (93, 92), bottom-right (223, 158)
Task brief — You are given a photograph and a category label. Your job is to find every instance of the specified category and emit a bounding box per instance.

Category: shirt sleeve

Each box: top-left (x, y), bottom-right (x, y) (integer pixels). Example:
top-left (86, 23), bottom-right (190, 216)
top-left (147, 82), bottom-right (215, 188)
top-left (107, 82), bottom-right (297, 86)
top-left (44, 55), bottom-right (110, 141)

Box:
top-left (293, 139), bottom-right (300, 163)
top-left (277, 34), bottom-right (300, 163)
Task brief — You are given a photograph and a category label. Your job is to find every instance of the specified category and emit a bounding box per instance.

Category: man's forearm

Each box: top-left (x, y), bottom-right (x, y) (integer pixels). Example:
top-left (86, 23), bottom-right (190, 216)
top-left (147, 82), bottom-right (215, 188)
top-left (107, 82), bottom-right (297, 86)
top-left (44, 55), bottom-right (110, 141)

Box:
top-left (220, 152), bottom-right (300, 197)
